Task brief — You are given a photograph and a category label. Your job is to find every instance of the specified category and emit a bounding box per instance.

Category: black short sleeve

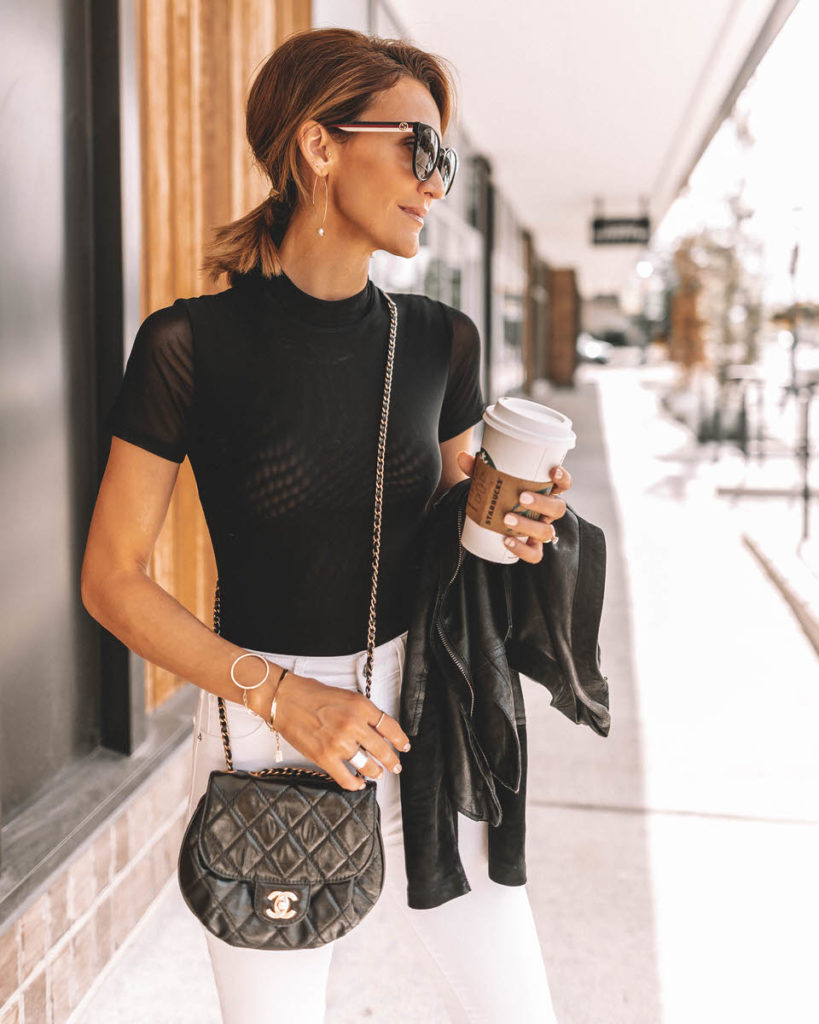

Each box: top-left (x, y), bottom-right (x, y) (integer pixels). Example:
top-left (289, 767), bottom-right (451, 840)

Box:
top-left (437, 303), bottom-right (487, 443)
top-left (103, 299), bottom-right (194, 463)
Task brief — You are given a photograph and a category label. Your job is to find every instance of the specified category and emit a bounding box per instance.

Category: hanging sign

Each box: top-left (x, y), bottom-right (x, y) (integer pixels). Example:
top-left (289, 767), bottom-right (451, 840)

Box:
top-left (591, 216), bottom-right (651, 245)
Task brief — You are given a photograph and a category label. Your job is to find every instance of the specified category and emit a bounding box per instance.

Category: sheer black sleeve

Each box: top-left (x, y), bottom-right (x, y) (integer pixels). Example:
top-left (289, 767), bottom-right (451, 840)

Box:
top-left (437, 303), bottom-right (487, 443)
top-left (103, 299), bottom-right (194, 463)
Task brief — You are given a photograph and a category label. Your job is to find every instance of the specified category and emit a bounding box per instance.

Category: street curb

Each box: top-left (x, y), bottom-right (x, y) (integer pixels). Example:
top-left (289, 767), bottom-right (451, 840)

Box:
top-left (742, 534), bottom-right (819, 659)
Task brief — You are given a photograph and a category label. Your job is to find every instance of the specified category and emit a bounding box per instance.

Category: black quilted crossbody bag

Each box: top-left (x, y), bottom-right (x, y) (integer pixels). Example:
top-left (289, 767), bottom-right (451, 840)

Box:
top-left (178, 288), bottom-right (398, 950)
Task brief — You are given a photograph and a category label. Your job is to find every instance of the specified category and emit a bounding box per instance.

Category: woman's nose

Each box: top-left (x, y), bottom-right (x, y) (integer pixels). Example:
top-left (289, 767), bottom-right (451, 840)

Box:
top-left (424, 164), bottom-right (447, 200)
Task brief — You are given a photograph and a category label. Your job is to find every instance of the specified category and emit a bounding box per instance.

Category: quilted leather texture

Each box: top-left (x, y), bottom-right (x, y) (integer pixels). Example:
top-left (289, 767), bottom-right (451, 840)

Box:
top-left (178, 770), bottom-right (385, 949)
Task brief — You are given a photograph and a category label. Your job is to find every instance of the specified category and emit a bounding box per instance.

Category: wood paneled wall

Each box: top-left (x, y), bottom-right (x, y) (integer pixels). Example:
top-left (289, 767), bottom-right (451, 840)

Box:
top-left (522, 230), bottom-right (535, 393)
top-left (547, 268), bottom-right (580, 388)
top-left (138, 0), bottom-right (311, 710)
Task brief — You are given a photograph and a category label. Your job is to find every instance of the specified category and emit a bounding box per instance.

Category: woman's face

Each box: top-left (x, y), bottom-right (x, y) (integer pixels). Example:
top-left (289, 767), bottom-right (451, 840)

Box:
top-left (322, 78), bottom-right (449, 258)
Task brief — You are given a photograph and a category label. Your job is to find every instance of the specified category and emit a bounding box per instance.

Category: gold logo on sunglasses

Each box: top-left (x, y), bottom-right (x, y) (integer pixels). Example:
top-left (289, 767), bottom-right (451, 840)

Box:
top-left (398, 121), bottom-right (410, 131)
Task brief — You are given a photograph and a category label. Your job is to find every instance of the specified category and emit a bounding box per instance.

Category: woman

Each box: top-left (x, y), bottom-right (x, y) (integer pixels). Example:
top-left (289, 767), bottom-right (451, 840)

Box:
top-left (81, 27), bottom-right (573, 1024)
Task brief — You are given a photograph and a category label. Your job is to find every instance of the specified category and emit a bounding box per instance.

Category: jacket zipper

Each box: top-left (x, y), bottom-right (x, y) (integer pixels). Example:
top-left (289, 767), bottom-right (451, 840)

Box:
top-left (436, 504), bottom-right (475, 715)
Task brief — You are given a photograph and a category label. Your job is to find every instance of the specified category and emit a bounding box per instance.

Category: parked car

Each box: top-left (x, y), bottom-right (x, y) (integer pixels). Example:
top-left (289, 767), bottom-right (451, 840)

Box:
top-left (598, 328), bottom-right (629, 347)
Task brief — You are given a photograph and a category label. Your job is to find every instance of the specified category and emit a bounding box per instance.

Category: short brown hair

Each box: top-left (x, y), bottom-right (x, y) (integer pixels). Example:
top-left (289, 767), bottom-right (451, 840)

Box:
top-left (200, 27), bottom-right (459, 287)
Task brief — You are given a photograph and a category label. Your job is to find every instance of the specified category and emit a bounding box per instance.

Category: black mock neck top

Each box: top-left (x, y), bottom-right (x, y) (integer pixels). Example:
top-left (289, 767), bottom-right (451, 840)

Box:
top-left (103, 264), bottom-right (487, 656)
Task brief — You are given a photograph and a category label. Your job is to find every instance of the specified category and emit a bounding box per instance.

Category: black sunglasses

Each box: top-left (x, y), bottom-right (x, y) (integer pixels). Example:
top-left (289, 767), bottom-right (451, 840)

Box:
top-left (326, 121), bottom-right (458, 196)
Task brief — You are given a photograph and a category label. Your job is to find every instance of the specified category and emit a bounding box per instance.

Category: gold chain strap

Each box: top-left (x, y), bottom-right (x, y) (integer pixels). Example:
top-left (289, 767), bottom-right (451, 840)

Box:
top-left (211, 290), bottom-right (398, 773)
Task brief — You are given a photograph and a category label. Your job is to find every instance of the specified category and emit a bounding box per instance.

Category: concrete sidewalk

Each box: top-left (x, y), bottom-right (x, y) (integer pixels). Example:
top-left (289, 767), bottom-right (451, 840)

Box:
top-left (535, 363), bottom-right (819, 1023)
top-left (75, 361), bottom-right (819, 1024)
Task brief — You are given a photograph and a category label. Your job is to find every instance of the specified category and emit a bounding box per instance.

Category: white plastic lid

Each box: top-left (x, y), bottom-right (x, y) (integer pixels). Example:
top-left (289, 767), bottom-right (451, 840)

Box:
top-left (483, 396), bottom-right (576, 448)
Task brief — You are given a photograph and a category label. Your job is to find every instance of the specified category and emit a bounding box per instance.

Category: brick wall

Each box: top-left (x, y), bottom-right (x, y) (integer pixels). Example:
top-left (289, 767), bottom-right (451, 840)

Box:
top-left (0, 741), bottom-right (191, 1024)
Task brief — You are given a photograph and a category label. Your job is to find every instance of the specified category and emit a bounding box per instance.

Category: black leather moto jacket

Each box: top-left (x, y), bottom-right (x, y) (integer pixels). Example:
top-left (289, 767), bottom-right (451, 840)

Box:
top-left (398, 478), bottom-right (610, 909)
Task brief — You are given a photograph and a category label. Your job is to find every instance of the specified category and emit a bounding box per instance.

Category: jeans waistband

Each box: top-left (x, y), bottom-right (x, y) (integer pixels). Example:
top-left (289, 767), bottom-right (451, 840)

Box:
top-left (240, 628), bottom-right (409, 692)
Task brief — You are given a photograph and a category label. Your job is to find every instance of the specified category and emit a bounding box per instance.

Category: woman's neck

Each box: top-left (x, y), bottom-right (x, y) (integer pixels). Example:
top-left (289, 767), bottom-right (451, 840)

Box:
top-left (277, 205), bottom-right (371, 301)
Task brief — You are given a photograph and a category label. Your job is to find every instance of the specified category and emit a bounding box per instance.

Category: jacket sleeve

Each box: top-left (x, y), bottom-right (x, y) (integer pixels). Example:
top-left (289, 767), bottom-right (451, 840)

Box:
top-left (398, 674), bottom-right (474, 909)
top-left (506, 506), bottom-right (611, 736)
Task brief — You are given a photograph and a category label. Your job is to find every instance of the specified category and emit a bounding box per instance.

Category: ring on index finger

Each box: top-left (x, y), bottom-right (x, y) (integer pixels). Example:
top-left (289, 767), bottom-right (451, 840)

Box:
top-left (373, 711), bottom-right (386, 731)
top-left (531, 511), bottom-right (558, 543)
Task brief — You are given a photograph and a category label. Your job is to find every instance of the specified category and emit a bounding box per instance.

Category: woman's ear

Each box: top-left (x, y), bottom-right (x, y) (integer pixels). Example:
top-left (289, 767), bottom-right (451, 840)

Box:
top-left (298, 120), bottom-right (334, 175)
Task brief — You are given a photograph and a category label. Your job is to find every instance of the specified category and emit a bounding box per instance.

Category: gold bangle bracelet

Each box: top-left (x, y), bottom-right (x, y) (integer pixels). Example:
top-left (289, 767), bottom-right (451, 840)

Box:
top-left (268, 666), bottom-right (290, 763)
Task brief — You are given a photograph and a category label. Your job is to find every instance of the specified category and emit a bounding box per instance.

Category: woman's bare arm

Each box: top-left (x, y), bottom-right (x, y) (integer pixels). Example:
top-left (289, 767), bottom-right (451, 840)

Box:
top-left (80, 436), bottom-right (268, 706)
top-left (81, 437), bottom-right (409, 788)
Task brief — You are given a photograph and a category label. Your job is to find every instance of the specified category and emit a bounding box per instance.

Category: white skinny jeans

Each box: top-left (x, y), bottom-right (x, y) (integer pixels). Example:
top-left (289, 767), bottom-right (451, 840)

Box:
top-left (184, 628), bottom-right (559, 1024)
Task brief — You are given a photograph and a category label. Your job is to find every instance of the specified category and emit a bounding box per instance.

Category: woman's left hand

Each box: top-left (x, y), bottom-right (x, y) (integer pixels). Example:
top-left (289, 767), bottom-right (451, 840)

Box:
top-left (456, 451), bottom-right (573, 565)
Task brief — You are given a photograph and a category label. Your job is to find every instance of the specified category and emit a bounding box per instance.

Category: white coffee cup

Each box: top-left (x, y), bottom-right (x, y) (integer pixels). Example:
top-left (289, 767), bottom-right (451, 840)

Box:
top-left (461, 397), bottom-right (576, 563)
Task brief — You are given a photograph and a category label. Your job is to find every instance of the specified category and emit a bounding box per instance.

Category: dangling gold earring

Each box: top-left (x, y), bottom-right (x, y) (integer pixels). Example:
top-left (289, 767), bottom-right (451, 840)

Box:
top-left (311, 173), bottom-right (328, 238)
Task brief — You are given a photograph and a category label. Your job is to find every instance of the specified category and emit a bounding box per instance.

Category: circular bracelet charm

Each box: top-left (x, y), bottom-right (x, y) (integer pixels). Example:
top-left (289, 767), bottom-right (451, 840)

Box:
top-left (230, 652), bottom-right (271, 713)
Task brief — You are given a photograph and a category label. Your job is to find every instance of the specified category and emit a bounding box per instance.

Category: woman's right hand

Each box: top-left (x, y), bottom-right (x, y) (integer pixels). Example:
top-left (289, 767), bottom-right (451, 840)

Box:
top-left (250, 673), bottom-right (411, 791)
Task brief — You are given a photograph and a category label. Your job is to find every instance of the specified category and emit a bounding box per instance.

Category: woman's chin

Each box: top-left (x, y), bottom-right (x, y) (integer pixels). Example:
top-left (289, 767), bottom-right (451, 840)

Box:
top-left (383, 233), bottom-right (421, 259)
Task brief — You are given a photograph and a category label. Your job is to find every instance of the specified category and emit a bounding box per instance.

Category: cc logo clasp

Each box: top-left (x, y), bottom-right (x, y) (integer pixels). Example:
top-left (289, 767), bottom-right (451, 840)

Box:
top-left (264, 889), bottom-right (298, 919)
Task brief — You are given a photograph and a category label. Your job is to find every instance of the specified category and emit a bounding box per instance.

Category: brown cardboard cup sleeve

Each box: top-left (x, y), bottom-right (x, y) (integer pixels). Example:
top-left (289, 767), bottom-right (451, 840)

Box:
top-left (465, 457), bottom-right (555, 536)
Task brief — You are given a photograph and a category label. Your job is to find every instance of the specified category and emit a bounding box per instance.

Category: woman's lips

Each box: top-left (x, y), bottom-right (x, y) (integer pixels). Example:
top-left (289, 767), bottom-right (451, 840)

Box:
top-left (399, 207), bottom-right (424, 226)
